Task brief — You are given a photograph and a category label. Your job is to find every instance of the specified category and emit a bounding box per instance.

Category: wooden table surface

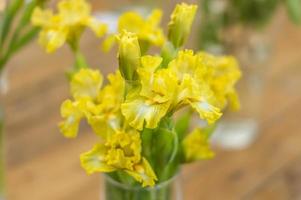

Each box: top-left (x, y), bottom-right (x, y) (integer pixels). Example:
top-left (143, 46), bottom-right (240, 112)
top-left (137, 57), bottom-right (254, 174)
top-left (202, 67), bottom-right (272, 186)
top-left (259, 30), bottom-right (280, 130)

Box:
top-left (2, 1), bottom-right (301, 200)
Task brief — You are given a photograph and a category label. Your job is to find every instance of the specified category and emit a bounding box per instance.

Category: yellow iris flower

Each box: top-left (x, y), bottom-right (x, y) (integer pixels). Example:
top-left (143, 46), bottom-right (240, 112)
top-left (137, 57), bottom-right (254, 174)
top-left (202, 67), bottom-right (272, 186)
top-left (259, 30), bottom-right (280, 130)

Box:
top-left (121, 56), bottom-right (177, 130)
top-left (183, 128), bottom-right (215, 162)
top-left (60, 68), bottom-right (126, 139)
top-left (168, 50), bottom-right (222, 124)
top-left (118, 9), bottom-right (164, 47)
top-left (117, 31), bottom-right (141, 81)
top-left (86, 71), bottom-right (125, 138)
top-left (59, 68), bottom-right (106, 138)
top-left (121, 50), bottom-right (223, 131)
top-left (168, 3), bottom-right (198, 48)
top-left (208, 55), bottom-right (242, 110)
top-left (32, 0), bottom-right (107, 53)
top-left (71, 68), bottom-right (103, 101)
top-left (102, 9), bottom-right (165, 53)
top-left (121, 88), bottom-right (171, 131)
top-left (80, 129), bottom-right (157, 187)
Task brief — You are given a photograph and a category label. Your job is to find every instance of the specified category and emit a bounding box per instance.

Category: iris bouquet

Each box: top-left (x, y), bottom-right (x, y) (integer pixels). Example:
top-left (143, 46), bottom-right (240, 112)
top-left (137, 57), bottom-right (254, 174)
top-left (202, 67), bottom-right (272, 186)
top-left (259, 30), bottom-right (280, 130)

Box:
top-left (32, 1), bottom-right (241, 199)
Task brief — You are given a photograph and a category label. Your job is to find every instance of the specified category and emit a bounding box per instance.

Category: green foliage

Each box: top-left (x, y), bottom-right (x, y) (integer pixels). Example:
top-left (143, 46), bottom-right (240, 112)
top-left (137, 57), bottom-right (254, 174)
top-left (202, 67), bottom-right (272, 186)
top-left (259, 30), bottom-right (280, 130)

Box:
top-left (0, 0), bottom-right (47, 72)
top-left (142, 117), bottom-right (180, 182)
top-left (286, 0), bottom-right (301, 24)
top-left (227, 0), bottom-right (279, 28)
top-left (198, 0), bottom-right (301, 50)
top-left (174, 110), bottom-right (192, 142)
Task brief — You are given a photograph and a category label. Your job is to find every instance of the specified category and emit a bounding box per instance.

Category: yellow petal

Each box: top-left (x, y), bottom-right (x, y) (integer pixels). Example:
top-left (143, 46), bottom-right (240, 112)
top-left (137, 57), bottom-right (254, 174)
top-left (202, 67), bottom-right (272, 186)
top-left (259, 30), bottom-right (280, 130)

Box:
top-left (58, 99), bottom-right (84, 138)
top-left (118, 12), bottom-right (144, 33)
top-left (58, 0), bottom-right (91, 24)
top-left (80, 144), bottom-right (116, 174)
top-left (147, 9), bottom-right (163, 29)
top-left (87, 114), bottom-right (121, 138)
top-left (117, 30), bottom-right (141, 81)
top-left (38, 29), bottom-right (67, 53)
top-left (31, 7), bottom-right (53, 27)
top-left (189, 100), bottom-right (222, 124)
top-left (87, 18), bottom-right (107, 37)
top-left (183, 128), bottom-right (215, 162)
top-left (140, 55), bottom-right (162, 72)
top-left (102, 35), bottom-right (117, 52)
top-left (125, 158), bottom-right (157, 187)
top-left (71, 68), bottom-right (103, 100)
top-left (118, 10), bottom-right (164, 47)
top-left (104, 130), bottom-right (142, 170)
top-left (168, 3), bottom-right (198, 48)
top-left (121, 90), bottom-right (170, 130)
top-left (227, 89), bottom-right (240, 111)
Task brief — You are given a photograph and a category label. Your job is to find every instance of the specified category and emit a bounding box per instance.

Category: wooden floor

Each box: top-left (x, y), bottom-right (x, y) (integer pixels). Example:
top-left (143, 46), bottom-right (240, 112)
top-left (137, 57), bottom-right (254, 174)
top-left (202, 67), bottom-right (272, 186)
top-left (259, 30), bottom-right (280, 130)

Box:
top-left (2, 2), bottom-right (301, 200)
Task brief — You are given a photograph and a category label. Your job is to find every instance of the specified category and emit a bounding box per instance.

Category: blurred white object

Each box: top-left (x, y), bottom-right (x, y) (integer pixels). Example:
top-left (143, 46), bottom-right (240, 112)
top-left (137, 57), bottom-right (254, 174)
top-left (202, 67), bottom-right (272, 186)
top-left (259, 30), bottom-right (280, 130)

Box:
top-left (211, 119), bottom-right (259, 150)
top-left (0, 70), bottom-right (8, 95)
top-left (94, 12), bottom-right (119, 34)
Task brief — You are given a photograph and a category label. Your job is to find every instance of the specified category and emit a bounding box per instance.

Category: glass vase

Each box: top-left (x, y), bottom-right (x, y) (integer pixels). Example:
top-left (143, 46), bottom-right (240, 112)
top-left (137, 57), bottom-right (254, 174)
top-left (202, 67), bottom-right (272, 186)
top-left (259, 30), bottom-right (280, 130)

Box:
top-left (101, 174), bottom-right (182, 200)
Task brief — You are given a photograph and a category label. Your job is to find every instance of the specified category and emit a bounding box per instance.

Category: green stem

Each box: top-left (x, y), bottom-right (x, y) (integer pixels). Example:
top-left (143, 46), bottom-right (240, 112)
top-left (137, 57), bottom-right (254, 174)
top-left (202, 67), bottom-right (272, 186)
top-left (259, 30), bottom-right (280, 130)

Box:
top-left (0, 27), bottom-right (39, 73)
top-left (0, 0), bottom-right (24, 49)
top-left (160, 42), bottom-right (177, 68)
top-left (160, 127), bottom-right (179, 181)
top-left (74, 50), bottom-right (88, 70)
top-left (65, 42), bottom-right (89, 79)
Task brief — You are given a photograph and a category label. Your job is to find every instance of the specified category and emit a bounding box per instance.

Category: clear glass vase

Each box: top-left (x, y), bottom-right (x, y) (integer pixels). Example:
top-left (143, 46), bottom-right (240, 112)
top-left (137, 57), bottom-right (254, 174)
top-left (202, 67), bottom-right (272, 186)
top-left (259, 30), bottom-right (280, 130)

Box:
top-left (101, 174), bottom-right (182, 200)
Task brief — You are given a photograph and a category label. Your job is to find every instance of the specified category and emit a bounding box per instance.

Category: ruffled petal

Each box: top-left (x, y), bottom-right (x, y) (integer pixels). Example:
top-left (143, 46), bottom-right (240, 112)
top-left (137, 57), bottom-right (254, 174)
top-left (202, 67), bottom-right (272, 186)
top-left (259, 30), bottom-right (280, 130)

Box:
top-left (38, 29), bottom-right (67, 53)
top-left (121, 90), bottom-right (170, 130)
top-left (189, 100), bottom-right (222, 124)
top-left (58, 99), bottom-right (84, 138)
top-left (71, 68), bottom-right (103, 100)
top-left (31, 7), bottom-right (53, 27)
top-left (183, 128), bottom-right (215, 162)
top-left (80, 144), bottom-right (116, 174)
top-left (125, 158), bottom-right (157, 187)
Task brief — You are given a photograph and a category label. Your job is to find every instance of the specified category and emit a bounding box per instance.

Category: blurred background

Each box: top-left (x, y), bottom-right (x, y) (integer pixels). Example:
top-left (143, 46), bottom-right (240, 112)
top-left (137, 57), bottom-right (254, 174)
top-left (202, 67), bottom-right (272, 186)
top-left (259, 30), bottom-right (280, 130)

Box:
top-left (1, 0), bottom-right (301, 199)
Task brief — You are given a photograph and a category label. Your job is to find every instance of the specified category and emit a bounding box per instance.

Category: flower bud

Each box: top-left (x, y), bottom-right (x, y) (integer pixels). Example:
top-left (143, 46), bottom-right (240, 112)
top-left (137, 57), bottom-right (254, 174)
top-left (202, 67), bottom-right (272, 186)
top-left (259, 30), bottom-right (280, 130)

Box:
top-left (117, 30), bottom-right (141, 81)
top-left (168, 3), bottom-right (198, 48)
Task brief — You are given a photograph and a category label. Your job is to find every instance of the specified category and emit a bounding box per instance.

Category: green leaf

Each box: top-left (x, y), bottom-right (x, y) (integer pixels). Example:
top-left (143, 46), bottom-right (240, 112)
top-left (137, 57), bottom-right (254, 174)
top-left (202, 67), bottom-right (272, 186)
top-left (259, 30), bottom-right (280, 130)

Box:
top-left (0, 27), bottom-right (38, 72)
top-left (286, 0), bottom-right (301, 24)
top-left (141, 128), bottom-right (154, 165)
top-left (12, 27), bottom-right (39, 52)
top-left (74, 51), bottom-right (88, 70)
top-left (160, 41), bottom-right (177, 68)
top-left (0, 0), bottom-right (24, 48)
top-left (152, 127), bottom-right (178, 181)
top-left (174, 110), bottom-right (192, 141)
top-left (145, 117), bottom-right (180, 182)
